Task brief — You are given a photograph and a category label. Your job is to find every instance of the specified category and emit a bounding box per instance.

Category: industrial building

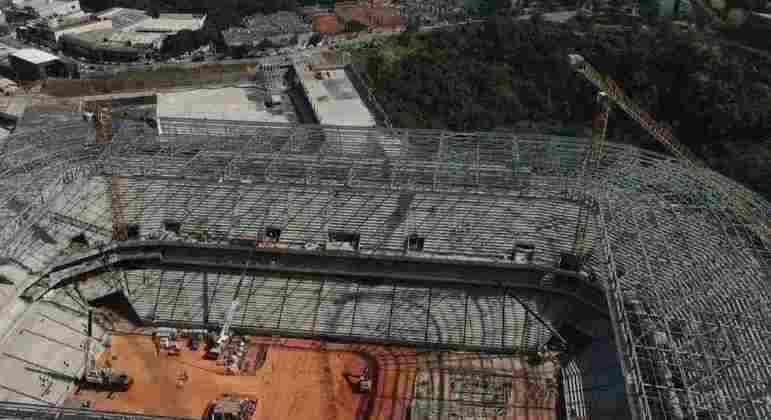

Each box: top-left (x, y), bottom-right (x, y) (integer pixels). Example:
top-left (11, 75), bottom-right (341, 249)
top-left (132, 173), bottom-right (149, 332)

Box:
top-left (291, 58), bottom-right (376, 127)
top-left (310, 12), bottom-right (339, 33)
top-left (8, 48), bottom-right (66, 80)
top-left (334, 2), bottom-right (406, 32)
top-left (59, 29), bottom-right (150, 62)
top-left (121, 13), bottom-right (206, 33)
top-left (16, 15), bottom-right (113, 47)
top-left (57, 11), bottom-right (207, 62)
top-left (155, 87), bottom-right (296, 131)
top-left (93, 7), bottom-right (149, 30)
top-left (7, 0), bottom-right (82, 20)
top-left (222, 11), bottom-right (311, 49)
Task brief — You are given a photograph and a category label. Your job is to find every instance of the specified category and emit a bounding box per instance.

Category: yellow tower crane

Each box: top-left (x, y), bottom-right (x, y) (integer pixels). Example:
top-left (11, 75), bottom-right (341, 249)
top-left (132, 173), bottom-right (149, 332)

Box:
top-left (568, 53), bottom-right (770, 255)
top-left (573, 90), bottom-right (611, 259)
top-left (93, 104), bottom-right (129, 241)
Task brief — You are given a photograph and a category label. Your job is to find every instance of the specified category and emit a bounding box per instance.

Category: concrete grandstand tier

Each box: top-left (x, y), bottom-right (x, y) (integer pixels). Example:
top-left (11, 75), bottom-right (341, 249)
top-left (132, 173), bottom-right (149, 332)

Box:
top-left (0, 118), bottom-right (769, 420)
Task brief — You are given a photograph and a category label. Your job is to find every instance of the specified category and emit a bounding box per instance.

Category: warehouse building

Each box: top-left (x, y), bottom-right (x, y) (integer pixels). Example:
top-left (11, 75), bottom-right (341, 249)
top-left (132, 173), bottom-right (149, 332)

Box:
top-left (59, 29), bottom-right (149, 62)
top-left (59, 12), bottom-right (207, 62)
top-left (8, 0), bottom-right (82, 20)
top-left (9, 48), bottom-right (66, 80)
top-left (334, 2), bottom-right (405, 32)
top-left (222, 11), bottom-right (311, 49)
top-left (310, 13), bottom-right (339, 33)
top-left (122, 13), bottom-right (206, 33)
top-left (155, 86), bottom-right (296, 133)
top-left (16, 15), bottom-right (113, 47)
top-left (93, 7), bottom-right (149, 30)
top-left (291, 57), bottom-right (375, 127)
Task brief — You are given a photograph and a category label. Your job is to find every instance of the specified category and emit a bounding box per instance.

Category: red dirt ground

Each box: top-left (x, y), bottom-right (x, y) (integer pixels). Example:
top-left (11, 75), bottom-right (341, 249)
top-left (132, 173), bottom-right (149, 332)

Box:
top-left (71, 335), bottom-right (371, 420)
top-left (70, 335), bottom-right (556, 420)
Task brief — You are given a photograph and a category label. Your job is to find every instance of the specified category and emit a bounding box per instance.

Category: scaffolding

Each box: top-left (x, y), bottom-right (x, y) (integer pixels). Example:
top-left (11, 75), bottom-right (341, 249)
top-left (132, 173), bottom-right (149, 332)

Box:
top-left (0, 118), bottom-right (769, 420)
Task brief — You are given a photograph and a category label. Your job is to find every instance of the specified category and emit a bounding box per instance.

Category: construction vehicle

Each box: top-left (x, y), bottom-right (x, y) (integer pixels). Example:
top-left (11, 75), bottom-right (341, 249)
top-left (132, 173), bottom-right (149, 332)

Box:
top-left (345, 367), bottom-right (372, 393)
top-left (568, 54), bottom-right (770, 252)
top-left (205, 394), bottom-right (257, 420)
top-left (81, 311), bottom-right (133, 392)
top-left (205, 300), bottom-right (241, 360)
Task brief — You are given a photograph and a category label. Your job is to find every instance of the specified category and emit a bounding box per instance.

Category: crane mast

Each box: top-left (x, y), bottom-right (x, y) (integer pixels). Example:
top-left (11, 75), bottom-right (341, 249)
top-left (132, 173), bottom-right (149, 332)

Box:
top-left (568, 54), bottom-right (770, 247)
top-left (574, 91), bottom-right (611, 259)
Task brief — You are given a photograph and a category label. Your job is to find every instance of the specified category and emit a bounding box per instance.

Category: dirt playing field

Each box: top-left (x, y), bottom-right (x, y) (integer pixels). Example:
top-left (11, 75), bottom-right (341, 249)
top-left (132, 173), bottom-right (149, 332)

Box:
top-left (70, 335), bottom-right (557, 420)
top-left (71, 335), bottom-right (371, 420)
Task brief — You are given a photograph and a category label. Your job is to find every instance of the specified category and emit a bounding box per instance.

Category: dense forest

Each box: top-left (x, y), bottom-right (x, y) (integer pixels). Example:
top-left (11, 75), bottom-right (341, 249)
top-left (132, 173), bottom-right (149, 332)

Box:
top-left (362, 17), bottom-right (771, 198)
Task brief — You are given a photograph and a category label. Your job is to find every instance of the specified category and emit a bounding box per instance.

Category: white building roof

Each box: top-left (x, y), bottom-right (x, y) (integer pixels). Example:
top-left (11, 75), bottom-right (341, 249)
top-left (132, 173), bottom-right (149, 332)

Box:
top-left (295, 66), bottom-right (376, 127)
top-left (10, 48), bottom-right (59, 64)
top-left (13, 0), bottom-right (82, 19)
top-left (126, 14), bottom-right (206, 33)
top-left (156, 87), bottom-right (293, 126)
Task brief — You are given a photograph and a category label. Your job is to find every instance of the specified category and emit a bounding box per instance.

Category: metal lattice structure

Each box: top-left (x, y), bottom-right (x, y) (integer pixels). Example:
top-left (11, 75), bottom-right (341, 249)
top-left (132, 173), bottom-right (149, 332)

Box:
top-left (0, 114), bottom-right (769, 419)
top-left (0, 402), bottom-right (193, 420)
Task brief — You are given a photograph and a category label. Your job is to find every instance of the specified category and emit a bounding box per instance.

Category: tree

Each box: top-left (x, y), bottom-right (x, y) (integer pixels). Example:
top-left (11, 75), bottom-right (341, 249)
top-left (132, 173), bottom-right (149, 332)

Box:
top-left (346, 20), bottom-right (368, 33)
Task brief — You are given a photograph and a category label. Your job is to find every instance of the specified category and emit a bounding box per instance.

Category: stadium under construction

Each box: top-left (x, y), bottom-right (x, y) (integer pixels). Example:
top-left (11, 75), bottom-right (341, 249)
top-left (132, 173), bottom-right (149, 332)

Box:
top-left (0, 99), bottom-right (768, 420)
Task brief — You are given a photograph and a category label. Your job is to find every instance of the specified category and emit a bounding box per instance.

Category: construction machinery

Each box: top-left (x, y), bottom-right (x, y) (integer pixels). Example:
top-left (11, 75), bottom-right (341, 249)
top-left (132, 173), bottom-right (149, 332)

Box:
top-left (205, 300), bottom-right (241, 361)
top-left (345, 367), bottom-right (372, 393)
top-left (568, 53), bottom-right (770, 253)
top-left (81, 311), bottom-right (133, 392)
top-left (573, 90), bottom-right (611, 261)
top-left (90, 103), bottom-right (130, 242)
top-left (205, 394), bottom-right (257, 420)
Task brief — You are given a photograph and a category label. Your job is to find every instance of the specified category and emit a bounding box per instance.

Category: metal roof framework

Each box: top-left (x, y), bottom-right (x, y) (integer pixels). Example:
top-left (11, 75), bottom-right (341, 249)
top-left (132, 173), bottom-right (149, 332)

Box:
top-left (0, 118), bottom-right (769, 419)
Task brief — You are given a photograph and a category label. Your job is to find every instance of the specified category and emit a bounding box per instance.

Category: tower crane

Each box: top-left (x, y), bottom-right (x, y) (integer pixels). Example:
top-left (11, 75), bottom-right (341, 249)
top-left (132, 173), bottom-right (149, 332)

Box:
top-left (573, 90), bottom-right (612, 260)
top-left (568, 54), bottom-right (770, 252)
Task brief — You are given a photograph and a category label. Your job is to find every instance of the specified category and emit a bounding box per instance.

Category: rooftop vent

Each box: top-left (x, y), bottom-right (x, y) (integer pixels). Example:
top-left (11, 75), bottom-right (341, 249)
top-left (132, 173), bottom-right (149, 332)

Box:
top-left (126, 224), bottom-right (140, 240)
top-left (163, 219), bottom-right (181, 234)
top-left (265, 227), bottom-right (281, 242)
top-left (512, 243), bottom-right (535, 264)
top-left (327, 231), bottom-right (360, 251)
top-left (404, 234), bottom-right (424, 252)
top-left (70, 233), bottom-right (88, 247)
top-left (559, 253), bottom-right (580, 271)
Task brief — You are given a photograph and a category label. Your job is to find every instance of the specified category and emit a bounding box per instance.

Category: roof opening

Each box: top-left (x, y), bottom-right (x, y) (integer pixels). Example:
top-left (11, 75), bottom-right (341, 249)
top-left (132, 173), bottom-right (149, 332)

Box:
top-left (70, 232), bottom-right (89, 247)
top-left (126, 224), bottom-right (140, 240)
top-left (327, 231), bottom-right (360, 251)
top-left (265, 227), bottom-right (281, 242)
top-left (404, 234), bottom-right (424, 252)
top-left (559, 253), bottom-right (581, 271)
top-left (163, 219), bottom-right (181, 234)
top-left (512, 243), bottom-right (535, 264)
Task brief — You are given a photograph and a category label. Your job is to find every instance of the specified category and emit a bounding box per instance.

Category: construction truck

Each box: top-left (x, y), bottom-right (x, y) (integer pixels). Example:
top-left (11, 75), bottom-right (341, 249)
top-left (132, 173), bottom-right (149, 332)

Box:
top-left (81, 311), bottom-right (133, 392)
top-left (206, 300), bottom-right (240, 360)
